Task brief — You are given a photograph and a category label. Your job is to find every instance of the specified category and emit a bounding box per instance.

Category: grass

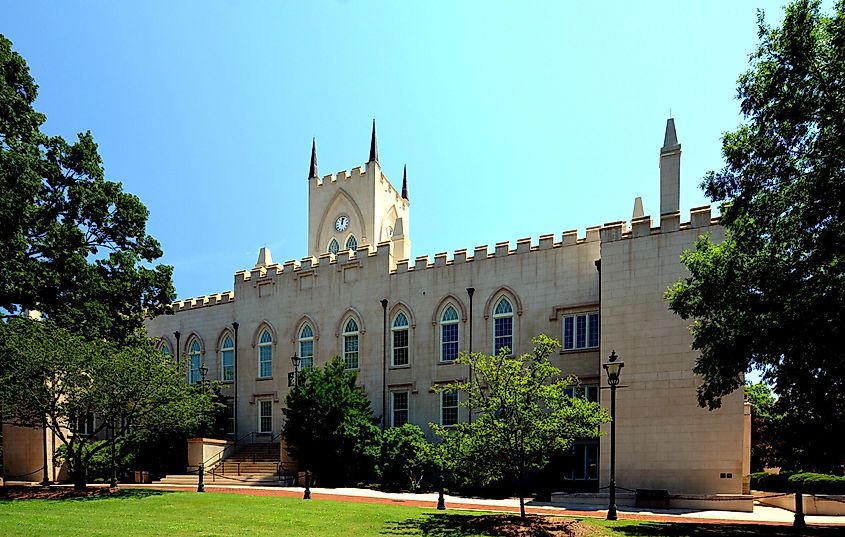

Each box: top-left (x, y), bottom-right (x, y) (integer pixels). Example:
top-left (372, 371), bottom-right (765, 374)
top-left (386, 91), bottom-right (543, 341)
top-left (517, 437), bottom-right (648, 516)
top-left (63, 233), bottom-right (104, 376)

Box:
top-left (0, 488), bottom-right (842, 536)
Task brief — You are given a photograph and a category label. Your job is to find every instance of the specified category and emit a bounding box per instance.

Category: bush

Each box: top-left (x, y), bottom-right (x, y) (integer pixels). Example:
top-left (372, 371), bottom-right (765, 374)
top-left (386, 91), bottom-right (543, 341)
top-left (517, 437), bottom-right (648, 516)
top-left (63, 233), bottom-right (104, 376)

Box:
top-left (379, 424), bottom-right (437, 491)
top-left (788, 473), bottom-right (845, 495)
top-left (54, 439), bottom-right (136, 482)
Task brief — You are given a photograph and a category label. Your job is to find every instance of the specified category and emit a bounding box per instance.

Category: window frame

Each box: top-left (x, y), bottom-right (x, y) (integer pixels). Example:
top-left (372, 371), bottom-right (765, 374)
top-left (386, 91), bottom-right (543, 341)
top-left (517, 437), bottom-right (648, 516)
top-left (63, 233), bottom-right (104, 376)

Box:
top-left (298, 324), bottom-right (314, 370)
top-left (220, 335), bottom-right (234, 382)
top-left (328, 238), bottom-right (339, 255)
top-left (257, 329), bottom-right (273, 379)
top-left (439, 305), bottom-right (460, 363)
top-left (258, 399), bottom-right (273, 434)
top-left (492, 297), bottom-right (514, 355)
top-left (345, 234), bottom-right (358, 252)
top-left (391, 390), bottom-right (409, 428)
top-left (188, 340), bottom-right (202, 384)
top-left (440, 390), bottom-right (459, 426)
top-left (391, 312), bottom-right (410, 367)
top-left (342, 318), bottom-right (360, 370)
top-left (562, 311), bottom-right (600, 351)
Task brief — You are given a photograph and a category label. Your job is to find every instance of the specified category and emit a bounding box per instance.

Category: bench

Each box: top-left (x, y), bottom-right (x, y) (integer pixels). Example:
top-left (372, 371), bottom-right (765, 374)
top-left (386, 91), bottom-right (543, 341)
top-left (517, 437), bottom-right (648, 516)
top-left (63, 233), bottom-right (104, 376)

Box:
top-left (635, 489), bottom-right (670, 509)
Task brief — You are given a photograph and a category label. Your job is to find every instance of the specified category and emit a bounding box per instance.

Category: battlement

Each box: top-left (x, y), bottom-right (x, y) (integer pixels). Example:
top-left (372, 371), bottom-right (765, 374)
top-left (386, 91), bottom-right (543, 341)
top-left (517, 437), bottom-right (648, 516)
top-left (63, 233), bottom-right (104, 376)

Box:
top-left (172, 291), bottom-right (235, 312)
top-left (313, 164), bottom-right (368, 187)
top-left (599, 205), bottom-right (721, 243)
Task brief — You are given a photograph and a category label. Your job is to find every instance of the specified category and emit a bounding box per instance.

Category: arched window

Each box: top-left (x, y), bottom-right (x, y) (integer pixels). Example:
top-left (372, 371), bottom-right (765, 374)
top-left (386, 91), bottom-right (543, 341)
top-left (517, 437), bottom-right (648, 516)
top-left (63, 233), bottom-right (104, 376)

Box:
top-left (188, 340), bottom-right (202, 384)
top-left (258, 329), bottom-right (273, 378)
top-left (160, 341), bottom-right (171, 359)
top-left (345, 234), bottom-right (357, 251)
top-left (492, 297), bottom-right (513, 355)
top-left (328, 238), bottom-right (339, 255)
top-left (391, 312), bottom-right (409, 367)
top-left (220, 335), bottom-right (234, 382)
top-left (342, 318), bottom-right (359, 370)
top-left (440, 305), bottom-right (460, 362)
top-left (299, 324), bottom-right (314, 370)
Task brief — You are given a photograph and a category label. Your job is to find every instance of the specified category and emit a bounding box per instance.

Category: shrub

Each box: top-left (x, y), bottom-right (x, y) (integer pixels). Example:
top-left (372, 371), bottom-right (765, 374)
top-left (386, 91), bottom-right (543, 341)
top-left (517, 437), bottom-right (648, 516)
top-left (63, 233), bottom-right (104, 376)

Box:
top-left (379, 424), bottom-right (437, 491)
top-left (788, 473), bottom-right (845, 495)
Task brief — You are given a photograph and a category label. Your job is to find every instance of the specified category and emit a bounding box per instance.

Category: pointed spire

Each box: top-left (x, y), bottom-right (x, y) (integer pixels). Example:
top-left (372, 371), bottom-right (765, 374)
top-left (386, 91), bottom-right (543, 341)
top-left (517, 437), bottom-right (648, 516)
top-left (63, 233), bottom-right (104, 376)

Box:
top-left (368, 119), bottom-right (379, 163)
top-left (308, 137), bottom-right (318, 180)
top-left (632, 196), bottom-right (644, 219)
top-left (662, 117), bottom-right (679, 150)
top-left (255, 246), bottom-right (273, 268)
top-left (401, 165), bottom-right (408, 200)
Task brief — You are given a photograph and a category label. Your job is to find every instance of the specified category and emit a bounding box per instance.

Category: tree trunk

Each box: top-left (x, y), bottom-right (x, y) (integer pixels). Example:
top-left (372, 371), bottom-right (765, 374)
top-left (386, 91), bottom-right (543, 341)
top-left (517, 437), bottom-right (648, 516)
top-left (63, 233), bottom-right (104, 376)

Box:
top-left (70, 454), bottom-right (87, 491)
top-left (517, 471), bottom-right (526, 518)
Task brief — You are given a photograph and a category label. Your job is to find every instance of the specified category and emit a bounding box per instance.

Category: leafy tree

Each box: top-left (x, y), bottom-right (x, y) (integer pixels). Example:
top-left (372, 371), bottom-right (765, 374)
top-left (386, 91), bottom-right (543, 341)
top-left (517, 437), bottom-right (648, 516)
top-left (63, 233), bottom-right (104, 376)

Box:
top-left (433, 335), bottom-right (610, 518)
top-left (666, 0), bottom-right (845, 472)
top-left (0, 318), bottom-right (216, 489)
top-left (380, 424), bottom-right (437, 491)
top-left (282, 357), bottom-right (381, 486)
top-left (0, 34), bottom-right (174, 343)
top-left (744, 383), bottom-right (784, 471)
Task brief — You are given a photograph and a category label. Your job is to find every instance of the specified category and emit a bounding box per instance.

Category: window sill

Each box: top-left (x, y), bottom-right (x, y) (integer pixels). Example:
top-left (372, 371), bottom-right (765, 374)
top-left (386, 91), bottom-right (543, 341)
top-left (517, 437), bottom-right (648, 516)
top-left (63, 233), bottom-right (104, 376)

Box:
top-left (389, 364), bottom-right (411, 370)
top-left (437, 360), bottom-right (457, 366)
top-left (220, 380), bottom-right (234, 384)
top-left (256, 376), bottom-right (273, 381)
top-left (559, 348), bottom-right (599, 355)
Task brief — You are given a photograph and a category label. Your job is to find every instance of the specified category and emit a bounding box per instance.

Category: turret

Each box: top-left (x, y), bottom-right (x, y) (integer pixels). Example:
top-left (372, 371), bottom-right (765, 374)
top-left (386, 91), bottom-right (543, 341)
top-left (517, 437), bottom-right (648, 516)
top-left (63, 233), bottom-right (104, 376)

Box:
top-left (660, 118), bottom-right (681, 215)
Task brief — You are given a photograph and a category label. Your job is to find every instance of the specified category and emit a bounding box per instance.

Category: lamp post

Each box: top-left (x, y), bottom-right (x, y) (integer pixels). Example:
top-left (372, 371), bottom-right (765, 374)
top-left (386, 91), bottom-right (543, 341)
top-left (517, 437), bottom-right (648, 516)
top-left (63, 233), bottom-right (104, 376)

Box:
top-left (290, 353), bottom-right (310, 500)
top-left (466, 287), bottom-right (474, 424)
top-left (603, 350), bottom-right (624, 521)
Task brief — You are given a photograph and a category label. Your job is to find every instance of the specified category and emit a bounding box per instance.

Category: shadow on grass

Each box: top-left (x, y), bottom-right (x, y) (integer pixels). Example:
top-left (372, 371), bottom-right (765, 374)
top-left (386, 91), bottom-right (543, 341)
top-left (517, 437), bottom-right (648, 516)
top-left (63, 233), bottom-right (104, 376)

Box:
top-left (0, 486), bottom-right (173, 503)
top-left (607, 521), bottom-right (844, 536)
top-left (382, 513), bottom-right (585, 536)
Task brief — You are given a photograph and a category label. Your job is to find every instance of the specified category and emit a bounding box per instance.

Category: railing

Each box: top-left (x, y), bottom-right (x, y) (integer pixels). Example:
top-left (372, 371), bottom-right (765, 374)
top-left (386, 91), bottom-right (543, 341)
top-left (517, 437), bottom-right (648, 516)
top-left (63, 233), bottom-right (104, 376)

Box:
top-left (208, 431), bottom-right (284, 481)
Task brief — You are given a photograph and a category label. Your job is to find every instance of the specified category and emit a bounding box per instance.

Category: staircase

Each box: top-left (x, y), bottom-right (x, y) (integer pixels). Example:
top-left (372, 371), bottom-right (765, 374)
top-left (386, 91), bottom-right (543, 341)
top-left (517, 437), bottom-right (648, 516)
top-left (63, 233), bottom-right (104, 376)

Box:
top-left (155, 442), bottom-right (297, 487)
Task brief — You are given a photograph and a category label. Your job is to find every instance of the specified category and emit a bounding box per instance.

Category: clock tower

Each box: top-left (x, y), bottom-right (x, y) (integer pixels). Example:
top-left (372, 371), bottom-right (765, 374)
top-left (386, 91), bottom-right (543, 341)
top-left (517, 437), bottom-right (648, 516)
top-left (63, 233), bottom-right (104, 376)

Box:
top-left (306, 121), bottom-right (411, 265)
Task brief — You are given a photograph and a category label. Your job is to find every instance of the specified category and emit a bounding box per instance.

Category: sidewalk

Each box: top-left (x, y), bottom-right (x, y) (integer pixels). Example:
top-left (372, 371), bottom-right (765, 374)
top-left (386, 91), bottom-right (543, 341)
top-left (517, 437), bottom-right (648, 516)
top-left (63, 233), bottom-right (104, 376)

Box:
top-left (120, 483), bottom-right (845, 526)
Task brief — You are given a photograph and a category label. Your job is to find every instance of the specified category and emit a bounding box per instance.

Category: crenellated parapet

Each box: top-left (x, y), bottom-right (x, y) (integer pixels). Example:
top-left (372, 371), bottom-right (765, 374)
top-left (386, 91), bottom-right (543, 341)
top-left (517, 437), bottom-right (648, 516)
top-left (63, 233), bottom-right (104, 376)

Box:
top-left (172, 291), bottom-right (235, 312)
top-left (599, 205), bottom-right (720, 243)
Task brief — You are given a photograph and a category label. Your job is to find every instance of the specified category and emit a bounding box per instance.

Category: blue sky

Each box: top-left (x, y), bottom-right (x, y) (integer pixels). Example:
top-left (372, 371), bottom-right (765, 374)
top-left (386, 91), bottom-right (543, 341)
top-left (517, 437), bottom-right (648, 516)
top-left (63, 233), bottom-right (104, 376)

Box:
top-left (4, 1), bottom-right (785, 300)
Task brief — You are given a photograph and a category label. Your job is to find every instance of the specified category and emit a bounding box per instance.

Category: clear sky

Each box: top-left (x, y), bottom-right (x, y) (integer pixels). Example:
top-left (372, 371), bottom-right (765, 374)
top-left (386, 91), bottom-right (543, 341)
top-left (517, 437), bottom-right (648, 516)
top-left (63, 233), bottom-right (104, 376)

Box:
top-left (3, 1), bottom-right (785, 300)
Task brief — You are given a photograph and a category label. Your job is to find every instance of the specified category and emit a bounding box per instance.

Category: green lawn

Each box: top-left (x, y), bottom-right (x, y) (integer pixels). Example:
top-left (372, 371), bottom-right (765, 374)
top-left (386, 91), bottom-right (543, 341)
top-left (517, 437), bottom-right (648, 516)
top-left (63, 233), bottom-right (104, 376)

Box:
top-left (0, 489), bottom-right (841, 537)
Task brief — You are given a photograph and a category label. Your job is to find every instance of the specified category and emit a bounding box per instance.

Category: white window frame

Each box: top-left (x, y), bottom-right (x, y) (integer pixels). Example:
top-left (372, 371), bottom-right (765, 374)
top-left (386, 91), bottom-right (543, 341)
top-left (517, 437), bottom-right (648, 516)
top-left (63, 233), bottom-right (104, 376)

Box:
top-left (74, 412), bottom-right (96, 436)
top-left (220, 335), bottom-right (234, 382)
top-left (391, 312), bottom-right (410, 367)
top-left (562, 312), bottom-right (600, 350)
top-left (257, 329), bottom-right (273, 379)
top-left (440, 390), bottom-right (459, 426)
top-left (440, 305), bottom-right (460, 363)
top-left (391, 391), bottom-right (409, 428)
top-left (328, 238), bottom-right (339, 255)
top-left (564, 384), bottom-right (599, 403)
top-left (345, 234), bottom-right (358, 252)
top-left (492, 297), bottom-right (514, 355)
top-left (299, 324), bottom-right (314, 370)
top-left (188, 340), bottom-right (202, 384)
top-left (258, 399), bottom-right (273, 434)
top-left (342, 318), bottom-right (360, 370)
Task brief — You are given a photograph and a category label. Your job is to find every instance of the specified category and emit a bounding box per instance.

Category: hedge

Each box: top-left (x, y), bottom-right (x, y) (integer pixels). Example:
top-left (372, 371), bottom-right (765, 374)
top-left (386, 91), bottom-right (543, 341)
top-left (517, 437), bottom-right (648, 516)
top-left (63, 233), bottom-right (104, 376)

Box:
top-left (751, 471), bottom-right (845, 495)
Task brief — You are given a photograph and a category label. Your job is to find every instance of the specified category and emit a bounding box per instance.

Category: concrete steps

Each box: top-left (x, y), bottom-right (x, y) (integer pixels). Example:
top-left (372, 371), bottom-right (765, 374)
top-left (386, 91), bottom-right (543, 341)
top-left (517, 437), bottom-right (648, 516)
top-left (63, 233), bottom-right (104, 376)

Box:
top-left (152, 442), bottom-right (295, 488)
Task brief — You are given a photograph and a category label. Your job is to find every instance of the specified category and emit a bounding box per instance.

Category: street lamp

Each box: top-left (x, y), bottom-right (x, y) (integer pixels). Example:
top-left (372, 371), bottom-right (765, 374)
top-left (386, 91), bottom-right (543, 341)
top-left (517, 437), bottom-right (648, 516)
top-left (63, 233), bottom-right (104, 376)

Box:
top-left (603, 350), bottom-right (624, 521)
top-left (290, 353), bottom-right (300, 387)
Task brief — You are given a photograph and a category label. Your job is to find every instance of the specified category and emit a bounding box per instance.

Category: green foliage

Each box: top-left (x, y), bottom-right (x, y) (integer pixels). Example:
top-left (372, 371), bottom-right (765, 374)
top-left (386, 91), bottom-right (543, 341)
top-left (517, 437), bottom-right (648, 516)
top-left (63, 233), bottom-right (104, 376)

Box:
top-left (0, 34), bottom-right (174, 343)
top-left (788, 472), bottom-right (845, 494)
top-left (379, 424), bottom-right (438, 491)
top-left (54, 438), bottom-right (136, 482)
top-left (744, 383), bottom-right (785, 471)
top-left (665, 1), bottom-right (845, 472)
top-left (0, 318), bottom-right (216, 488)
top-left (282, 357), bottom-right (381, 486)
top-left (432, 334), bottom-right (610, 517)
top-left (750, 471), bottom-right (796, 492)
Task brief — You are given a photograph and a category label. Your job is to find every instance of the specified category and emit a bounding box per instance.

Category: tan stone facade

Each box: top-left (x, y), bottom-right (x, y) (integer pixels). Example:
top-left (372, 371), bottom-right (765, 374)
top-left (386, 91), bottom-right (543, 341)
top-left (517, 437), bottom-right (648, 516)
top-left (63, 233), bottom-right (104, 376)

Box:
top-left (5, 119), bottom-right (748, 496)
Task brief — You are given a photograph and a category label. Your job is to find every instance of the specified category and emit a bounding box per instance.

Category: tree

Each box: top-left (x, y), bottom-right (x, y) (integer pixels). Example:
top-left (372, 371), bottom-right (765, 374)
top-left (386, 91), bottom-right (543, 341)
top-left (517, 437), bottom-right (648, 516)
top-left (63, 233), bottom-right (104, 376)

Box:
top-left (0, 34), bottom-right (174, 343)
top-left (744, 383), bottom-right (785, 471)
top-left (0, 318), bottom-right (216, 489)
top-left (666, 0), bottom-right (845, 472)
top-left (380, 424), bottom-right (437, 491)
top-left (433, 335), bottom-right (610, 518)
top-left (282, 357), bottom-right (381, 486)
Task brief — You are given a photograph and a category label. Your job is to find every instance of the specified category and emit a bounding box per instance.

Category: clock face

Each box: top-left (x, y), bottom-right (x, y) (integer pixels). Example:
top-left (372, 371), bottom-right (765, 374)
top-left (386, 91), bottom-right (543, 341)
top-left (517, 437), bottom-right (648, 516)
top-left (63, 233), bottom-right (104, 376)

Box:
top-left (335, 215), bottom-right (349, 232)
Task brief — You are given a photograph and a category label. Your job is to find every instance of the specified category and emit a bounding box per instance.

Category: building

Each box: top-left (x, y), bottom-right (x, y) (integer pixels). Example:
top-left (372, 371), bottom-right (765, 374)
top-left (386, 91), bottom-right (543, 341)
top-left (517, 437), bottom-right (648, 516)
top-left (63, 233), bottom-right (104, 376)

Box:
top-left (4, 119), bottom-right (750, 501)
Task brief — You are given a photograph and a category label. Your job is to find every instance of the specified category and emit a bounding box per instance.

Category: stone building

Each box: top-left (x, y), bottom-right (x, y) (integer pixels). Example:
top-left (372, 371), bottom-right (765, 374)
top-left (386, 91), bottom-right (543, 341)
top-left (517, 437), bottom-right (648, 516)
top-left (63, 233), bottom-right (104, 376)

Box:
top-left (4, 119), bottom-right (750, 503)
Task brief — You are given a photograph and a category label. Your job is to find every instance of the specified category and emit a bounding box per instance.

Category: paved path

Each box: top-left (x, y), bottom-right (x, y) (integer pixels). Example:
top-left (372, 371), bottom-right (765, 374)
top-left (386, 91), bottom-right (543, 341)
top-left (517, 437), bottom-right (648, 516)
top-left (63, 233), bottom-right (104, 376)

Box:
top-left (121, 483), bottom-right (845, 526)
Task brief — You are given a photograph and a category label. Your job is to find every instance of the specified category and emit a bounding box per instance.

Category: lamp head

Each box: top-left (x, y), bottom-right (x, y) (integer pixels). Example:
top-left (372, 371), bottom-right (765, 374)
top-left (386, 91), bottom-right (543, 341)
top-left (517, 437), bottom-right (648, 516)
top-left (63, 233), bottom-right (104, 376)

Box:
top-left (603, 350), bottom-right (624, 385)
top-left (291, 353), bottom-right (301, 368)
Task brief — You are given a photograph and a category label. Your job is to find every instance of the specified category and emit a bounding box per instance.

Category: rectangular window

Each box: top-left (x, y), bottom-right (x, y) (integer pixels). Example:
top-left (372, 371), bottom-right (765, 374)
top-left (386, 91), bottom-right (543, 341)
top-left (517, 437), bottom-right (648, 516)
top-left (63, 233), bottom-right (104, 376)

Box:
top-left (344, 334), bottom-right (359, 370)
top-left (74, 412), bottom-right (96, 435)
top-left (564, 385), bottom-right (599, 403)
top-left (441, 323), bottom-right (459, 362)
top-left (221, 349), bottom-right (234, 382)
top-left (494, 317), bottom-right (513, 354)
top-left (566, 442), bottom-right (599, 480)
top-left (392, 391), bottom-right (409, 427)
top-left (258, 400), bottom-right (272, 433)
top-left (259, 345), bottom-right (272, 378)
top-left (562, 312), bottom-right (599, 350)
top-left (300, 340), bottom-right (314, 369)
top-left (392, 329), bottom-right (409, 366)
top-left (440, 390), bottom-right (459, 426)
top-left (225, 399), bottom-right (235, 437)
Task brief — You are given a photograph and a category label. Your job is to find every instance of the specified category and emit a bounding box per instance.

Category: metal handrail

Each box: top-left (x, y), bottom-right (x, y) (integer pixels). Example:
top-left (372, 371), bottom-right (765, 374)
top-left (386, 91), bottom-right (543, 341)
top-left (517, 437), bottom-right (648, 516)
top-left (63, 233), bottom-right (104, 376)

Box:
top-left (201, 432), bottom-right (255, 475)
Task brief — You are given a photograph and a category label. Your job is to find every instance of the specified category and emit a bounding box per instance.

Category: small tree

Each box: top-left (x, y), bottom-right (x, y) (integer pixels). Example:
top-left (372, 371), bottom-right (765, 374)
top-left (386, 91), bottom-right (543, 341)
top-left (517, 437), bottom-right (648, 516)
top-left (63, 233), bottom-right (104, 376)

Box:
top-left (433, 334), bottom-right (610, 518)
top-left (0, 318), bottom-right (216, 489)
top-left (744, 383), bottom-right (785, 472)
top-left (380, 424), bottom-right (437, 491)
top-left (282, 357), bottom-right (381, 486)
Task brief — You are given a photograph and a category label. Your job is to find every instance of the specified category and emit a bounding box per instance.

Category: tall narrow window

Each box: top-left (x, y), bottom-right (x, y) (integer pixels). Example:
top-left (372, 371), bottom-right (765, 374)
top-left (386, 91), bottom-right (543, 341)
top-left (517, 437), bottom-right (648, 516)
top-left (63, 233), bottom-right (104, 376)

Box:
top-left (258, 329), bottom-right (273, 378)
top-left (392, 391), bottom-right (409, 427)
top-left (299, 324), bottom-right (314, 370)
top-left (440, 305), bottom-right (459, 362)
top-left (343, 318), bottom-right (359, 370)
top-left (345, 234), bottom-right (357, 251)
top-left (440, 390), bottom-right (459, 426)
top-left (160, 342), bottom-right (171, 359)
top-left (220, 336), bottom-right (234, 382)
top-left (328, 238), bottom-right (340, 255)
top-left (391, 312), bottom-right (409, 366)
top-left (492, 297), bottom-right (513, 355)
top-left (189, 340), bottom-right (202, 384)
top-left (258, 400), bottom-right (272, 433)
top-left (225, 399), bottom-right (235, 437)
